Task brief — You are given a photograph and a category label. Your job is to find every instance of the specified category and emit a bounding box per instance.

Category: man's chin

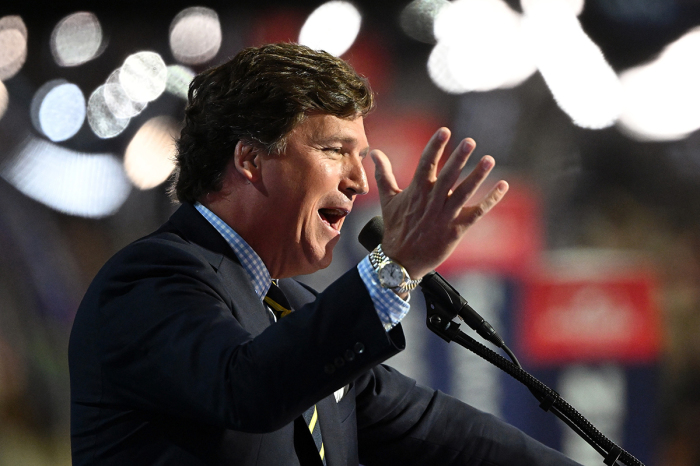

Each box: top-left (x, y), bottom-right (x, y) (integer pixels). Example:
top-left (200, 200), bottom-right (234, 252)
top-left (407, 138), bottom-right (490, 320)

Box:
top-left (294, 239), bottom-right (338, 276)
top-left (315, 236), bottom-right (341, 270)
top-left (314, 241), bottom-right (337, 271)
top-left (315, 258), bottom-right (333, 271)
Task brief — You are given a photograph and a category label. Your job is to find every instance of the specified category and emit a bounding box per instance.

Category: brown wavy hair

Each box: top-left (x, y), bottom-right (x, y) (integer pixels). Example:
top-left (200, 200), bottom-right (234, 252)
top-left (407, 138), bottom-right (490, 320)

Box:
top-left (170, 43), bottom-right (375, 203)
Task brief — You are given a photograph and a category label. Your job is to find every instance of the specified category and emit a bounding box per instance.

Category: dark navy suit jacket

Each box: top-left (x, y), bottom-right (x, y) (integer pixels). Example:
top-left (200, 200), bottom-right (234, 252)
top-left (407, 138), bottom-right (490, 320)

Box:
top-left (69, 203), bottom-right (580, 465)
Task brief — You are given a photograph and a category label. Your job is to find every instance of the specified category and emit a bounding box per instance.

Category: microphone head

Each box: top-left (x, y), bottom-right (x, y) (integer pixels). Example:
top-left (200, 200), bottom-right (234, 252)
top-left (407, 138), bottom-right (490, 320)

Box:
top-left (358, 216), bottom-right (384, 252)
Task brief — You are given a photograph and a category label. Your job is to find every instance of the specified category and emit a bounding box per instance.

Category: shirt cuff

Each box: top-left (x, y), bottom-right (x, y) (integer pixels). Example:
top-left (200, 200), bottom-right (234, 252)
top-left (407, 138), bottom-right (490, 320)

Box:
top-left (357, 255), bottom-right (411, 332)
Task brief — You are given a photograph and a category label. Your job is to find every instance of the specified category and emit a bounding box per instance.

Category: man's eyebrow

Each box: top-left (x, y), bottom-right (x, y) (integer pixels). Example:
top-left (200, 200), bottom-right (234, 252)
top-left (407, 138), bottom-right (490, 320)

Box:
top-left (316, 135), bottom-right (358, 145)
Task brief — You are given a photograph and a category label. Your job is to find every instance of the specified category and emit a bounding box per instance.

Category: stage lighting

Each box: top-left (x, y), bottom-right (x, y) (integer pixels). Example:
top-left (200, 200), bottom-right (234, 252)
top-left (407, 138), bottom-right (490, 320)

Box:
top-left (299, 1), bottom-right (362, 57)
top-left (169, 7), bottom-right (222, 65)
top-left (30, 79), bottom-right (86, 142)
top-left (119, 51), bottom-right (167, 103)
top-left (87, 84), bottom-right (130, 139)
top-left (521, 0), bottom-right (621, 129)
top-left (1, 136), bottom-right (131, 218)
top-left (50, 11), bottom-right (104, 67)
top-left (0, 15), bottom-right (28, 81)
top-left (124, 116), bottom-right (179, 190)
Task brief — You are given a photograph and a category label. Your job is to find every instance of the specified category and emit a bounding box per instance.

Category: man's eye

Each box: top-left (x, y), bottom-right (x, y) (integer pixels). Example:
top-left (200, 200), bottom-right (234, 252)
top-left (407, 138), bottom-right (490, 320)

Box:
top-left (324, 147), bottom-right (343, 154)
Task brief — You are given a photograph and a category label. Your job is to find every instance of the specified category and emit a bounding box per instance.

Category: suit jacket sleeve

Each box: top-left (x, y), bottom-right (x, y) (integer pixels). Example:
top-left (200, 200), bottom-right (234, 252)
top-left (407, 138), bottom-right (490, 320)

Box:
top-left (69, 232), bottom-right (405, 435)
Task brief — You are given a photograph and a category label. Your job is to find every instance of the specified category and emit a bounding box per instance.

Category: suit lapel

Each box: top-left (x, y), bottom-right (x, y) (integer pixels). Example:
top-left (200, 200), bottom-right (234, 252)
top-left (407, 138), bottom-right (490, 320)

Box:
top-left (166, 203), bottom-right (271, 337)
top-left (217, 257), bottom-right (271, 337)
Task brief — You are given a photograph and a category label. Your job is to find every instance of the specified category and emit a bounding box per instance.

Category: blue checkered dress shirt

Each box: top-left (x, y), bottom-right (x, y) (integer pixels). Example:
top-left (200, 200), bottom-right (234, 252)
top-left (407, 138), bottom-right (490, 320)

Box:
top-left (195, 203), bottom-right (409, 331)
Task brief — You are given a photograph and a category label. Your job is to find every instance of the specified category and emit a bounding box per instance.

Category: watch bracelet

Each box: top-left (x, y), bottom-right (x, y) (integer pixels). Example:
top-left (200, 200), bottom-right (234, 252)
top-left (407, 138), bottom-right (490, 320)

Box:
top-left (369, 245), bottom-right (421, 293)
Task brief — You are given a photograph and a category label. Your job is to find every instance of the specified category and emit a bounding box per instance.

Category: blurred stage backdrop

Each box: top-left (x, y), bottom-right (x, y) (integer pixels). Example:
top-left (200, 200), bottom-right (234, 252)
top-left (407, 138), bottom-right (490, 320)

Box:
top-left (3, 0), bottom-right (700, 464)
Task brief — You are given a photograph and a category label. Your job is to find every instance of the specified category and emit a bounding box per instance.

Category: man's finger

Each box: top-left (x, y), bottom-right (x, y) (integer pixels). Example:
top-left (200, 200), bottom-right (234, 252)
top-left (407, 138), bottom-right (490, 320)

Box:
top-left (445, 155), bottom-right (494, 212)
top-left (433, 138), bottom-right (476, 199)
top-left (412, 127), bottom-right (451, 185)
top-left (371, 149), bottom-right (402, 205)
top-left (455, 180), bottom-right (509, 226)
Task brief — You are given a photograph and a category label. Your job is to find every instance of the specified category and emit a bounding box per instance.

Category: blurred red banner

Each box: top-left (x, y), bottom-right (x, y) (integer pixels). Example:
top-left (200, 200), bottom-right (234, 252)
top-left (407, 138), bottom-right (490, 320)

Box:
top-left (519, 260), bottom-right (662, 366)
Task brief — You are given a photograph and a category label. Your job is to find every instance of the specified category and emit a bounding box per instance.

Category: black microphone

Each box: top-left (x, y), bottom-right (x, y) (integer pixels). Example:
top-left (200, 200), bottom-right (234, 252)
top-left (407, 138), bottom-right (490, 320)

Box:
top-left (358, 216), bottom-right (505, 348)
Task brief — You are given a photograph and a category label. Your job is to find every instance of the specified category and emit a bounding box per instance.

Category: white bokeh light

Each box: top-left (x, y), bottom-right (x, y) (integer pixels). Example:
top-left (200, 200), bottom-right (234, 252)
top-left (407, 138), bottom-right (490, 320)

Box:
top-left (124, 116), bottom-right (179, 190)
top-left (104, 68), bottom-right (147, 119)
top-left (618, 27), bottom-right (700, 141)
top-left (87, 84), bottom-right (130, 139)
top-left (119, 51), bottom-right (167, 103)
top-left (0, 15), bottom-right (28, 81)
top-left (1, 136), bottom-right (132, 218)
top-left (50, 11), bottom-right (103, 67)
top-left (521, 0), bottom-right (585, 17)
top-left (30, 80), bottom-right (86, 142)
top-left (299, 1), bottom-right (362, 57)
top-left (166, 64), bottom-right (195, 100)
top-left (428, 41), bottom-right (469, 94)
top-left (430, 0), bottom-right (536, 93)
top-left (521, 2), bottom-right (621, 129)
top-left (169, 7), bottom-right (222, 65)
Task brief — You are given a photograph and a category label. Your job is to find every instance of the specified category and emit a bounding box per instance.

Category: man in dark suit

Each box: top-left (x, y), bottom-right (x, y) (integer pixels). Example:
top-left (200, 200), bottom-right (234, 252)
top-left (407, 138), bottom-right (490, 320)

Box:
top-left (69, 43), bottom-right (580, 465)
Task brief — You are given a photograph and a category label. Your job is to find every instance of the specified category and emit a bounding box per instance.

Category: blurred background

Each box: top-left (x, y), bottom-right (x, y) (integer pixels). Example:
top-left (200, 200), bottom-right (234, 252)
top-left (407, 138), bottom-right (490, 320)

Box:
top-left (2, 0), bottom-right (700, 464)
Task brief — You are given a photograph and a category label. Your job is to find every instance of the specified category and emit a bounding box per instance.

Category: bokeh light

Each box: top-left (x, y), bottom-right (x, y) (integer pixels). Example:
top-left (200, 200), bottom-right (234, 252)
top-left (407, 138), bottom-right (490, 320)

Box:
top-left (30, 79), bottom-right (86, 142)
top-left (1, 137), bottom-right (132, 218)
top-left (104, 68), bottom-right (147, 119)
top-left (521, 0), bottom-right (585, 17)
top-left (50, 11), bottom-right (104, 67)
top-left (299, 1), bottom-right (362, 57)
top-left (165, 64), bottom-right (195, 100)
top-left (169, 7), bottom-right (222, 65)
top-left (430, 0), bottom-right (536, 93)
top-left (119, 51), bottom-right (167, 103)
top-left (618, 27), bottom-right (700, 141)
top-left (0, 80), bottom-right (8, 121)
top-left (0, 15), bottom-right (28, 81)
top-left (124, 116), bottom-right (179, 190)
top-left (521, 1), bottom-right (621, 129)
top-left (87, 84), bottom-right (130, 139)
top-left (399, 0), bottom-right (448, 44)
top-left (427, 41), bottom-right (469, 94)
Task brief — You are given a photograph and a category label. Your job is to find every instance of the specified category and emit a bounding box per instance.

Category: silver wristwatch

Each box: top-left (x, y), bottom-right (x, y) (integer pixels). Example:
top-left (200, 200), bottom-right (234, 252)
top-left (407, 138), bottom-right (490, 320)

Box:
top-left (369, 245), bottom-right (421, 294)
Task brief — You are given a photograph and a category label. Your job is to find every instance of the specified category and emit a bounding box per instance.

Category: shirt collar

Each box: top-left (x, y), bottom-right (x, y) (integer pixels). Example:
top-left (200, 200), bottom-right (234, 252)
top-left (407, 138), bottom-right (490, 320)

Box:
top-left (194, 202), bottom-right (271, 300)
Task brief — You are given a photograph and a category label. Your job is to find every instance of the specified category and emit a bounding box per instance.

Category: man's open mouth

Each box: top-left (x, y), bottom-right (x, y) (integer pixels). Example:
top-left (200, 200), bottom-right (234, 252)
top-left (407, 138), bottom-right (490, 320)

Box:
top-left (318, 208), bottom-right (349, 231)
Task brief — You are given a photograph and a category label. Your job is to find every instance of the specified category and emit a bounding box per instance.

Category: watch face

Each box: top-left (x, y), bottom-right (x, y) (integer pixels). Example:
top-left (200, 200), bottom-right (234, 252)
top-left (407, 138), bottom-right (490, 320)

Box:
top-left (379, 262), bottom-right (405, 288)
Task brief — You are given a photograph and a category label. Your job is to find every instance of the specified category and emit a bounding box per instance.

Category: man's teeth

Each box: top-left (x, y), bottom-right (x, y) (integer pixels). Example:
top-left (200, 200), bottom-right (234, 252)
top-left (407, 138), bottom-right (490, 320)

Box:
top-left (320, 208), bottom-right (346, 216)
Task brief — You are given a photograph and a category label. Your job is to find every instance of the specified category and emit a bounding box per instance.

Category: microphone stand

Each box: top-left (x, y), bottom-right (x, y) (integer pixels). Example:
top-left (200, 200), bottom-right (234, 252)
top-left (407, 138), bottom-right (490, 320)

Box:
top-left (422, 285), bottom-right (645, 466)
top-left (357, 215), bottom-right (645, 466)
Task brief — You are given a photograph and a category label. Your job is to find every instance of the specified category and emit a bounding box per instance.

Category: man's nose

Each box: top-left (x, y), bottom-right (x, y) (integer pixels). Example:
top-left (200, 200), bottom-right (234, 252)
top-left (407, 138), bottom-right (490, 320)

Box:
top-left (341, 154), bottom-right (369, 197)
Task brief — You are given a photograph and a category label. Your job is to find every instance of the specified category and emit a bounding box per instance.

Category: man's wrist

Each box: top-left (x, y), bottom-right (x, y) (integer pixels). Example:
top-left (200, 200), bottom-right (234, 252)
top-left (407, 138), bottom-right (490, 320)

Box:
top-left (369, 245), bottom-right (422, 294)
top-left (357, 257), bottom-right (410, 331)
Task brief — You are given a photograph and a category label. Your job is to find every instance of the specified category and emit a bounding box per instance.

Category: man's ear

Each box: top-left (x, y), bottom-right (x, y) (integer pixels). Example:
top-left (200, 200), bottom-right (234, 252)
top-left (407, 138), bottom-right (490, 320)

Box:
top-left (233, 140), bottom-right (263, 183)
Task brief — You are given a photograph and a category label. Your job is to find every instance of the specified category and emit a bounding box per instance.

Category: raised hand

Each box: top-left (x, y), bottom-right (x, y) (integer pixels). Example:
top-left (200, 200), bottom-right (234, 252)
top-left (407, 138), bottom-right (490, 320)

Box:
top-left (371, 127), bottom-right (509, 280)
